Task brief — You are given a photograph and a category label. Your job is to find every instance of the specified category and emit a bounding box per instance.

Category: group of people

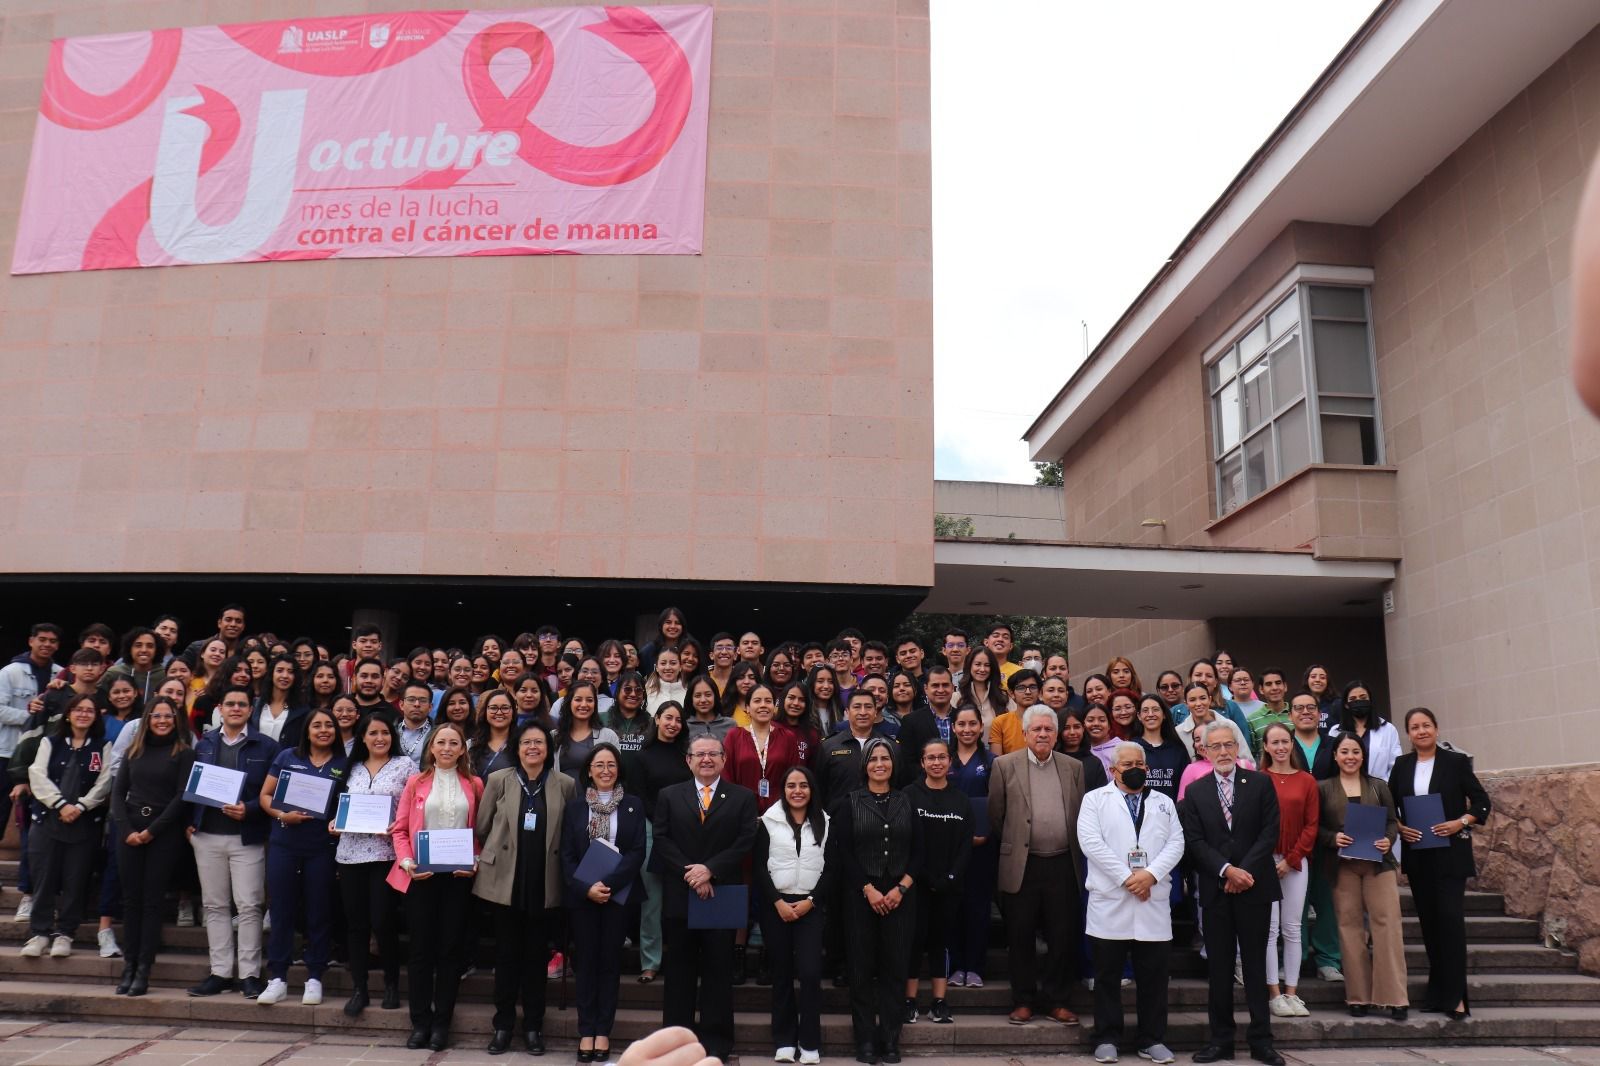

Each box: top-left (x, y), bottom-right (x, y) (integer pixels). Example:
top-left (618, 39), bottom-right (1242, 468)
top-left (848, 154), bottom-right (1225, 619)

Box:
top-left (0, 605), bottom-right (1490, 1066)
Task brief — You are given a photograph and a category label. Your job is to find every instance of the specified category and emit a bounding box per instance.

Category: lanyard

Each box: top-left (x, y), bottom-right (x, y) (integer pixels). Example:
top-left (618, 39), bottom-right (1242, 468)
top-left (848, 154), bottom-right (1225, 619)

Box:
top-left (748, 724), bottom-right (771, 776)
top-left (517, 769), bottom-right (546, 807)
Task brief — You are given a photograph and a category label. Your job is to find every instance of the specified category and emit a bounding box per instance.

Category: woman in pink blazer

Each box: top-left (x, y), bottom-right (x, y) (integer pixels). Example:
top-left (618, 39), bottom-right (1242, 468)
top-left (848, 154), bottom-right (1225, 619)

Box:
top-left (387, 723), bottom-right (483, 1053)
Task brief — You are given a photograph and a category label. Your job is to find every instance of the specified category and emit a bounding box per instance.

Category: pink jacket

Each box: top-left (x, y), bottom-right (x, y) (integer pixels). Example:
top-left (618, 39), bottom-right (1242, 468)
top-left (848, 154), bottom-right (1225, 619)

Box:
top-left (386, 769), bottom-right (484, 893)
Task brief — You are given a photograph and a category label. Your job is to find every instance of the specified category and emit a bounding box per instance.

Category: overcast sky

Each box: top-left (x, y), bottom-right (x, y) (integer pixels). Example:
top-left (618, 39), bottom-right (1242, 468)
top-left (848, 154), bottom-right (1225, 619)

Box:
top-left (929, 0), bottom-right (1377, 484)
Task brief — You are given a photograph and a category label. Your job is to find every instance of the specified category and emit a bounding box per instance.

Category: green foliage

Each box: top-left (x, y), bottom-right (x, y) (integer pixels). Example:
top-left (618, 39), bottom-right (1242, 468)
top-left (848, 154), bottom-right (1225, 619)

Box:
top-left (933, 513), bottom-right (976, 538)
top-left (1034, 460), bottom-right (1063, 487)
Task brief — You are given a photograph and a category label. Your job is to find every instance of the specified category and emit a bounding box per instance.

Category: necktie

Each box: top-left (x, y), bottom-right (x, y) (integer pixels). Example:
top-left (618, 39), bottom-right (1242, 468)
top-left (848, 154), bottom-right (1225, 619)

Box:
top-left (1219, 774), bottom-right (1234, 829)
top-left (1124, 792), bottom-right (1141, 825)
top-left (699, 785), bottom-right (712, 823)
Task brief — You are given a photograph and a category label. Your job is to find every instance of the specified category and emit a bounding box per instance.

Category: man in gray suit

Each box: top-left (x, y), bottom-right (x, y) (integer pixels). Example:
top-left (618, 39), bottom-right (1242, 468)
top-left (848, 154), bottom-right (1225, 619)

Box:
top-left (988, 705), bottom-right (1086, 1026)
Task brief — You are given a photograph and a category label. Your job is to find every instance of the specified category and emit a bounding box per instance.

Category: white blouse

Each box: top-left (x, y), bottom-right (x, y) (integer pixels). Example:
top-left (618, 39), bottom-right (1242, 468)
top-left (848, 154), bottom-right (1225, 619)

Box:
top-left (335, 757), bottom-right (415, 865)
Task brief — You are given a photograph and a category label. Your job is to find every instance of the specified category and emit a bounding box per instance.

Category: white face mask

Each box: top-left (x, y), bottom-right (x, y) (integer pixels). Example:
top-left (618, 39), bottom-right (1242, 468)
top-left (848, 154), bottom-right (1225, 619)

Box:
top-left (1021, 658), bottom-right (1043, 673)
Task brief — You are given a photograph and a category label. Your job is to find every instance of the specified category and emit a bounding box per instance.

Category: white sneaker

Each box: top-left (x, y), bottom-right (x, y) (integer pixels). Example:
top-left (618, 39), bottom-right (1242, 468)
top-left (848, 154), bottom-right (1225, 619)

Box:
top-left (1120, 977), bottom-right (1134, 988)
top-left (1095, 1043), bottom-right (1119, 1063)
top-left (176, 902), bottom-right (196, 927)
top-left (19, 934), bottom-right (48, 957)
top-left (1138, 1045), bottom-right (1176, 1064)
top-left (799, 1052), bottom-right (821, 1065)
top-left (261, 912), bottom-right (271, 933)
top-left (302, 978), bottom-right (323, 1005)
top-left (1270, 994), bottom-right (1296, 1018)
top-left (1289, 994), bottom-right (1310, 1017)
top-left (98, 928), bottom-right (122, 958)
top-left (13, 895), bottom-right (33, 923)
top-left (1318, 965), bottom-right (1344, 982)
top-left (775, 1048), bottom-right (797, 1063)
top-left (50, 935), bottom-right (72, 958)
top-left (1082, 977), bottom-right (1096, 991)
top-left (965, 972), bottom-right (983, 988)
top-left (256, 978), bottom-right (288, 1004)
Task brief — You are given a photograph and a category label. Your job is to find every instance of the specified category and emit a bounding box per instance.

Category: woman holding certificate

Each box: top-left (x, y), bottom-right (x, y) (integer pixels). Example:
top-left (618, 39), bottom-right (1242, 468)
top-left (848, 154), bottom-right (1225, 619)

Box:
top-left (559, 742), bottom-right (647, 1063)
top-left (1389, 708), bottom-right (1490, 1020)
top-left (1316, 734), bottom-right (1407, 1020)
top-left (333, 712), bottom-right (413, 1016)
top-left (256, 708), bottom-right (349, 1007)
top-left (473, 720), bottom-right (576, 1055)
top-left (390, 721), bottom-right (483, 1052)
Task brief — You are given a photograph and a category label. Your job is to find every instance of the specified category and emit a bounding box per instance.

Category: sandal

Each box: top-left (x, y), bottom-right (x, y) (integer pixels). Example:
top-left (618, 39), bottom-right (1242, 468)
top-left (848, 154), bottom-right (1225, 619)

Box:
top-left (637, 970), bottom-right (657, 984)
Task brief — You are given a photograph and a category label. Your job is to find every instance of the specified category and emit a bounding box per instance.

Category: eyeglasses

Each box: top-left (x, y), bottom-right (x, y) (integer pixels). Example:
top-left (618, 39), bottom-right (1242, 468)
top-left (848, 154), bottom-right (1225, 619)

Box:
top-left (1206, 741), bottom-right (1239, 751)
top-left (1012, 683), bottom-right (1039, 692)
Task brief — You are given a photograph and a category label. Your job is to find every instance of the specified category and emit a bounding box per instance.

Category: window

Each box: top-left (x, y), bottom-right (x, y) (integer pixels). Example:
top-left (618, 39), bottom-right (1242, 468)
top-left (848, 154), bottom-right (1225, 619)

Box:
top-left (1208, 283), bottom-right (1380, 514)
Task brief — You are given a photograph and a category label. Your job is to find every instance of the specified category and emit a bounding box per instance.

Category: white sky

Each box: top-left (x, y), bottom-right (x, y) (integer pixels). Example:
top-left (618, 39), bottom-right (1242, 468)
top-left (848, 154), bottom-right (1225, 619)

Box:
top-left (930, 0), bottom-right (1377, 484)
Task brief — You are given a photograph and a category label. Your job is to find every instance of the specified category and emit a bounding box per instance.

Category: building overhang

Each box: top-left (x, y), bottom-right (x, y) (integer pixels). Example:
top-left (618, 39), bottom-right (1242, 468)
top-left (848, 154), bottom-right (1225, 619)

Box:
top-left (924, 537), bottom-right (1396, 620)
top-left (1025, 0), bottom-right (1600, 462)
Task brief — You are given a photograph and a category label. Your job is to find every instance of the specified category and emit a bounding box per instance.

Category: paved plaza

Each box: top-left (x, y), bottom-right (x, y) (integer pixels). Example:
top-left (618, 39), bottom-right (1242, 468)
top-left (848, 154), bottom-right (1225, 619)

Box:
top-left (2, 1022), bottom-right (1599, 1066)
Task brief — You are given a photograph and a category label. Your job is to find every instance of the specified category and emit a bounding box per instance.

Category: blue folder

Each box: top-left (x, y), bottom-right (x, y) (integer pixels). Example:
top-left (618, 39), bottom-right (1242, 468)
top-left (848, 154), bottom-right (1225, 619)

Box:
top-left (1339, 802), bottom-right (1388, 861)
top-left (1402, 793), bottom-right (1450, 850)
top-left (687, 883), bottom-right (748, 929)
top-left (573, 840), bottom-right (633, 905)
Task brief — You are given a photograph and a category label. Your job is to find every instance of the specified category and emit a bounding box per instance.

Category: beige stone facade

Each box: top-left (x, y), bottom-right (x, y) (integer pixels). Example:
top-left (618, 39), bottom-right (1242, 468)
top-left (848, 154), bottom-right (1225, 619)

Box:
top-left (1046, 27), bottom-right (1600, 770)
top-left (0, 0), bottom-right (934, 591)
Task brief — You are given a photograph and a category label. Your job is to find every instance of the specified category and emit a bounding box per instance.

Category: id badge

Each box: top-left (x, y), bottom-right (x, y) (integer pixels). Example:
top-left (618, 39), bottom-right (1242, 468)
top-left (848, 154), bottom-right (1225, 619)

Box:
top-left (1127, 847), bottom-right (1149, 871)
top-left (759, 779), bottom-right (771, 799)
top-left (523, 812), bottom-right (538, 832)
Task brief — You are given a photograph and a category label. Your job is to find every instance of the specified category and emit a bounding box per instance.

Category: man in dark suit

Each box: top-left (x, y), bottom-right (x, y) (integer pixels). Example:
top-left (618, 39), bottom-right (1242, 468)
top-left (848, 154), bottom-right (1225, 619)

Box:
top-left (653, 734), bottom-right (758, 1061)
top-left (893, 665), bottom-right (956, 785)
top-left (1177, 721), bottom-right (1284, 1066)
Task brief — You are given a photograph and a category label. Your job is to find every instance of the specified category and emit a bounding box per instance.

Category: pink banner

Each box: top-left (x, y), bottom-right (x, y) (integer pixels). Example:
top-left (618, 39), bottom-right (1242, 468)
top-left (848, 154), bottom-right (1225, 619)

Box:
top-left (11, 5), bottom-right (711, 274)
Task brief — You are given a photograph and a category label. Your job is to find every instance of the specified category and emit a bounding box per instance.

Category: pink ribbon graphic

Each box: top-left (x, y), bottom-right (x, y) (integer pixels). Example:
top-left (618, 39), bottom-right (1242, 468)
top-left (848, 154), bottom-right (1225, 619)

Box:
top-left (41, 28), bottom-right (181, 130)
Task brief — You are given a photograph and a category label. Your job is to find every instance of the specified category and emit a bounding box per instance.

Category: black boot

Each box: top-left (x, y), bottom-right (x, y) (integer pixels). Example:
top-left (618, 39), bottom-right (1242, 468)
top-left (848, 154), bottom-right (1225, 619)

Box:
top-left (756, 946), bottom-right (771, 986)
top-left (732, 945), bottom-right (748, 987)
top-left (115, 959), bottom-right (136, 995)
top-left (381, 974), bottom-right (401, 1010)
top-left (343, 986), bottom-right (369, 1017)
top-left (128, 964), bottom-right (152, 997)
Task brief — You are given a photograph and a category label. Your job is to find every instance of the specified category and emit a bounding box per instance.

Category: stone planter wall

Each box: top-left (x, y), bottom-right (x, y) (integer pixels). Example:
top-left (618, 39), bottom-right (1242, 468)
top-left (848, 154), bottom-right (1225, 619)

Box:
top-left (1474, 763), bottom-right (1600, 974)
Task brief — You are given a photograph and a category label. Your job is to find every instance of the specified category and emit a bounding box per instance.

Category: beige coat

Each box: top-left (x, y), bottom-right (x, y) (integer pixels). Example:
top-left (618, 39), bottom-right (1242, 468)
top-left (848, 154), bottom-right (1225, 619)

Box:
top-left (987, 748), bottom-right (1085, 895)
top-left (472, 765), bottom-right (575, 907)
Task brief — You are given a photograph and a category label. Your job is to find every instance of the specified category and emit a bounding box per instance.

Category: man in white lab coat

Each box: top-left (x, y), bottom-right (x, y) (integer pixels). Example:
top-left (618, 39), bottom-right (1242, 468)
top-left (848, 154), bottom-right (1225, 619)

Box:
top-left (1078, 743), bottom-right (1186, 1065)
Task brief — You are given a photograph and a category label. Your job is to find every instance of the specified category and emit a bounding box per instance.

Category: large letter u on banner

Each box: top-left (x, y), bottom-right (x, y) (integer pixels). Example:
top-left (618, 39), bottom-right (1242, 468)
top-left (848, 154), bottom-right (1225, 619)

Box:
top-left (150, 89), bottom-right (306, 264)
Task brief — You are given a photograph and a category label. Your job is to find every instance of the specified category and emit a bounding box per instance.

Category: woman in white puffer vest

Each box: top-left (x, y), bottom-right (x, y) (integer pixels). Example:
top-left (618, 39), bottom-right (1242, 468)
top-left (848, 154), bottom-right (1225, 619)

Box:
top-left (754, 765), bottom-right (834, 1066)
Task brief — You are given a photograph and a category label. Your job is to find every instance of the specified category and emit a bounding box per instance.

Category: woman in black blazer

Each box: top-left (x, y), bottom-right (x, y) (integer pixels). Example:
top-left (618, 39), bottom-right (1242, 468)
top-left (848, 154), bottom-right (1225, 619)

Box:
top-left (559, 743), bottom-right (646, 1062)
top-left (1388, 708), bottom-right (1490, 1019)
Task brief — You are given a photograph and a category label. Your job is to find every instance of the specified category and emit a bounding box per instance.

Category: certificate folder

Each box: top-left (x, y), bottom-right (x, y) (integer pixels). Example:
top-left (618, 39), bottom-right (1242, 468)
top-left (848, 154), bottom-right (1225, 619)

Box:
top-left (335, 793), bottom-right (394, 834)
top-left (415, 828), bottom-right (475, 873)
top-left (183, 762), bottom-right (246, 809)
top-left (687, 884), bottom-right (747, 929)
top-left (573, 839), bottom-right (633, 905)
top-left (272, 771), bottom-right (335, 818)
top-left (1339, 802), bottom-right (1388, 862)
top-left (1402, 793), bottom-right (1451, 850)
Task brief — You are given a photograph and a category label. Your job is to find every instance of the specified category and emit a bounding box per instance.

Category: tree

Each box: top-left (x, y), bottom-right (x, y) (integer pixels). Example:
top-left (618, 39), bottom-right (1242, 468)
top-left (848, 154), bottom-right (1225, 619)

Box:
top-left (933, 513), bottom-right (976, 538)
top-left (1034, 460), bottom-right (1063, 487)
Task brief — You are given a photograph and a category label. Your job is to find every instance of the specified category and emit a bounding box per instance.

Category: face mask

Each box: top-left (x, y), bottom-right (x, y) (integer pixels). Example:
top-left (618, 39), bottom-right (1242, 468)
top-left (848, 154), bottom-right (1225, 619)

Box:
top-left (1120, 767), bottom-right (1147, 791)
top-left (1346, 699), bottom-right (1371, 717)
top-left (1021, 658), bottom-right (1043, 673)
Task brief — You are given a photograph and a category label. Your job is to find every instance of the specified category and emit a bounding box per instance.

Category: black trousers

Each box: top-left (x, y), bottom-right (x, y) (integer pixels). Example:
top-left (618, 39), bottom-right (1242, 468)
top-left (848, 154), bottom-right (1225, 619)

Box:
top-left (844, 889), bottom-right (913, 1051)
top-left (1003, 853), bottom-right (1078, 1009)
top-left (491, 903), bottom-right (551, 1033)
top-left (571, 901), bottom-right (626, 1038)
top-left (405, 876), bottom-right (471, 1029)
top-left (760, 897), bottom-right (825, 1051)
top-left (1090, 937), bottom-right (1169, 1048)
top-left (910, 887), bottom-right (961, 980)
top-left (117, 829), bottom-right (182, 966)
top-left (339, 860), bottom-right (401, 990)
top-left (662, 918), bottom-right (736, 1060)
top-left (1201, 892), bottom-right (1272, 1050)
top-left (29, 829), bottom-right (99, 939)
top-left (1407, 857), bottom-right (1469, 1011)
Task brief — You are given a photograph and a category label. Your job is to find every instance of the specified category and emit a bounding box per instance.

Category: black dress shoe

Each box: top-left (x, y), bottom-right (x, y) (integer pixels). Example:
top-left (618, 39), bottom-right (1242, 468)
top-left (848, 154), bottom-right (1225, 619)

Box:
top-left (343, 988), bottom-right (369, 1017)
top-left (577, 1048), bottom-right (595, 1063)
top-left (1192, 1045), bottom-right (1234, 1063)
top-left (1445, 1008), bottom-right (1470, 1021)
top-left (525, 1031), bottom-right (545, 1055)
top-left (1348, 1004), bottom-right (1368, 1017)
top-left (1390, 1007), bottom-right (1408, 1022)
top-left (406, 1027), bottom-right (429, 1050)
top-left (429, 1026), bottom-right (450, 1052)
top-left (240, 976), bottom-right (265, 1000)
top-left (854, 1046), bottom-right (878, 1065)
top-left (128, 964), bottom-right (152, 997)
top-left (488, 1030), bottom-right (513, 1055)
top-left (881, 1043), bottom-right (902, 1064)
top-left (382, 983), bottom-right (401, 1010)
top-left (115, 960), bottom-right (136, 995)
top-left (1251, 1047), bottom-right (1285, 1066)
top-left (187, 974), bottom-right (234, 997)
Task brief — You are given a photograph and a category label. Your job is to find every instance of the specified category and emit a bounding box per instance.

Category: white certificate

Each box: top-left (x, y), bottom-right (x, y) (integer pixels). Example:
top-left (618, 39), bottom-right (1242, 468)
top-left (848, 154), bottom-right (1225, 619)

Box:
top-left (416, 828), bottom-right (475, 871)
top-left (183, 762), bottom-right (247, 809)
top-left (276, 771), bottom-right (335, 818)
top-left (336, 793), bottom-right (394, 834)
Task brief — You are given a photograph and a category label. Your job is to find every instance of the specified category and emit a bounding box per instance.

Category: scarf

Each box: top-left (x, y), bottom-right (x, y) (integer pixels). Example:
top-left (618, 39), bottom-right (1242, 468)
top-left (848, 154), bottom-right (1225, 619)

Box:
top-left (585, 786), bottom-right (624, 840)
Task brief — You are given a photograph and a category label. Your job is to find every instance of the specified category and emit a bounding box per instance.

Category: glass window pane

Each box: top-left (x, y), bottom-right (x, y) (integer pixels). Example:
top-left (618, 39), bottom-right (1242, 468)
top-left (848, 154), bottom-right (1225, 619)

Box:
top-left (1277, 401), bottom-right (1310, 479)
top-left (1321, 415), bottom-right (1379, 465)
top-left (1239, 320), bottom-right (1268, 363)
top-left (1214, 380), bottom-right (1241, 454)
top-left (1244, 431), bottom-right (1274, 497)
top-left (1240, 358), bottom-right (1270, 434)
top-left (1269, 334), bottom-right (1303, 407)
top-left (1218, 451), bottom-right (1243, 514)
top-left (1309, 285), bottom-right (1366, 318)
top-left (1318, 395), bottom-right (1374, 416)
top-left (1218, 345), bottom-right (1238, 381)
top-left (1267, 294), bottom-right (1298, 339)
top-left (1312, 320), bottom-right (1375, 394)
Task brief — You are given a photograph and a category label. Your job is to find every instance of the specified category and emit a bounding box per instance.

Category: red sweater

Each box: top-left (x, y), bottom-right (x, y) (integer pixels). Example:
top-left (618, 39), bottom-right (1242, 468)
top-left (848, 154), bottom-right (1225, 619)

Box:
top-left (1267, 769), bottom-right (1320, 871)
top-left (723, 722), bottom-right (801, 813)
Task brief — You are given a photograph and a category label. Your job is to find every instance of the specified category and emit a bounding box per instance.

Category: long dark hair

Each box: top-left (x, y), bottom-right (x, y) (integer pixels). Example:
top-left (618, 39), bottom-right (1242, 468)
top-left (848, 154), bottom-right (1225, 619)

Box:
top-left (720, 661), bottom-right (760, 717)
top-left (778, 681), bottom-right (821, 737)
top-left (1135, 694), bottom-right (1185, 751)
top-left (957, 647), bottom-right (1008, 718)
top-left (295, 708), bottom-right (339, 758)
top-left (1336, 679), bottom-right (1384, 733)
top-left (125, 695), bottom-right (192, 760)
top-left (55, 693), bottom-right (107, 744)
top-left (780, 765), bottom-right (828, 846)
top-left (804, 664), bottom-right (844, 728)
top-left (472, 689), bottom-right (518, 777)
top-left (348, 712), bottom-right (397, 766)
top-left (644, 700), bottom-right (688, 751)
top-left (556, 680), bottom-right (603, 767)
